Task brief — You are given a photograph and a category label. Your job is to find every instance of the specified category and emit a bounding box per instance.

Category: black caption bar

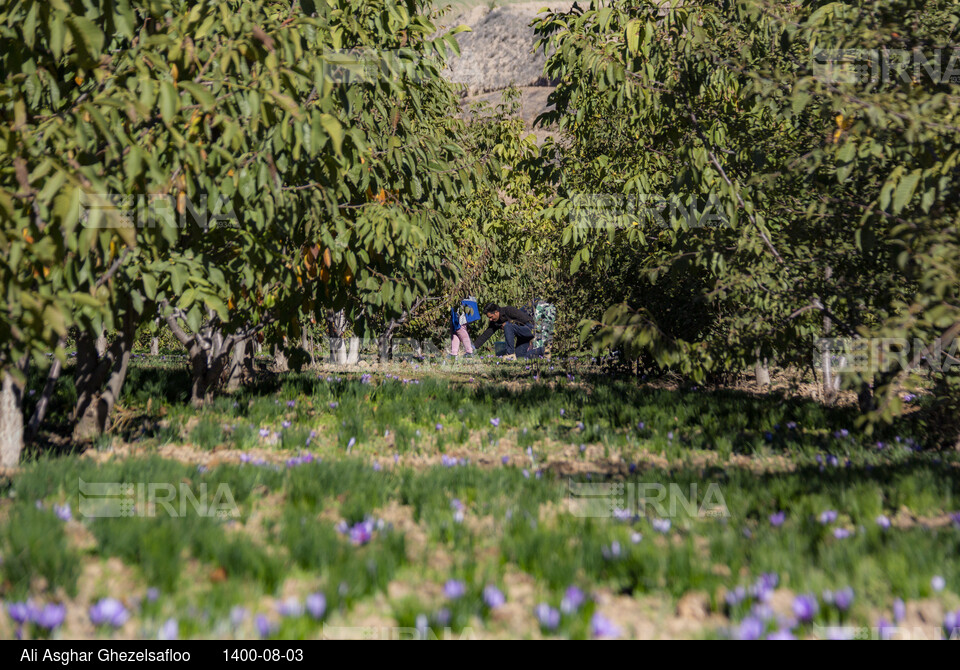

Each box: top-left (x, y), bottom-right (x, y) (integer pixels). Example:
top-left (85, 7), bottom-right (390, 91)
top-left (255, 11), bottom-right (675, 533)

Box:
top-left (7, 641), bottom-right (318, 664)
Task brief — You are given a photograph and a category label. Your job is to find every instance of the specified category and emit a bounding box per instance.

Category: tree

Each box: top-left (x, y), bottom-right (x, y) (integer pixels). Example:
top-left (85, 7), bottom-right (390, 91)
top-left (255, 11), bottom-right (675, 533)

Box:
top-left (0, 0), bottom-right (481, 456)
top-left (533, 0), bottom-right (960, 437)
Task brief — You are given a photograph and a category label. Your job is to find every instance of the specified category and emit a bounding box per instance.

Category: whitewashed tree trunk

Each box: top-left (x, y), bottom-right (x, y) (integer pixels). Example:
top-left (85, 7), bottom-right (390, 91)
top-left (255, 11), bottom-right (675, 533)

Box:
top-left (0, 371), bottom-right (23, 468)
top-left (752, 343), bottom-right (771, 388)
top-left (150, 337), bottom-right (159, 355)
top-left (755, 358), bottom-right (770, 388)
top-left (822, 265), bottom-right (836, 403)
top-left (327, 310), bottom-right (349, 364)
top-left (273, 343), bottom-right (289, 372)
top-left (96, 331), bottom-right (108, 357)
top-left (346, 337), bottom-right (360, 365)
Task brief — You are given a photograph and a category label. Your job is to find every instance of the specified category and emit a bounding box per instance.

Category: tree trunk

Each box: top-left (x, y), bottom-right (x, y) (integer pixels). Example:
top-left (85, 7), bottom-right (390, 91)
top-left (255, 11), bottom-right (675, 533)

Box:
top-left (0, 369), bottom-right (24, 468)
top-left (186, 331), bottom-right (236, 407)
top-left (327, 310), bottom-right (349, 364)
top-left (346, 337), bottom-right (360, 365)
top-left (754, 349), bottom-right (770, 389)
top-left (95, 330), bottom-right (108, 357)
top-left (821, 265), bottom-right (837, 403)
top-left (378, 331), bottom-right (393, 363)
top-left (857, 380), bottom-right (875, 414)
top-left (301, 328), bottom-right (314, 368)
top-left (273, 342), bottom-right (289, 372)
top-left (73, 310), bottom-right (138, 441)
top-left (223, 336), bottom-right (256, 393)
top-left (26, 339), bottom-right (66, 440)
top-left (150, 337), bottom-right (159, 356)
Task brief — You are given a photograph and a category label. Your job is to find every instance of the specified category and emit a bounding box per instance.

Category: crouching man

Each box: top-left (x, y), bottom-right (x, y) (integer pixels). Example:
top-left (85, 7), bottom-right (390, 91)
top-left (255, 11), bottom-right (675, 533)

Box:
top-left (472, 303), bottom-right (535, 360)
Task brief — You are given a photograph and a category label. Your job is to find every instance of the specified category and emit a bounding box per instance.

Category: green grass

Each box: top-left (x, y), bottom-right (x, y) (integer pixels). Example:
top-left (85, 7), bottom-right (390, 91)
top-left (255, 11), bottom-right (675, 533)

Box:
top-left (3, 358), bottom-right (959, 639)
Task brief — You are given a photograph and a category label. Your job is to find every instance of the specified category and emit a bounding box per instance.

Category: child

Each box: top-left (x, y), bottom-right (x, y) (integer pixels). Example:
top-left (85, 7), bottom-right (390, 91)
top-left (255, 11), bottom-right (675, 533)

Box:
top-left (449, 297), bottom-right (479, 356)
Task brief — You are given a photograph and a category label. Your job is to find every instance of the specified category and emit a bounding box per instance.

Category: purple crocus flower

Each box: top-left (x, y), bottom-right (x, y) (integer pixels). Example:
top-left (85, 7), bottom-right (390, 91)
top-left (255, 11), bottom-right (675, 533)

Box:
top-left (34, 603), bottom-right (66, 630)
top-left (819, 510), bottom-right (838, 524)
top-left (435, 423), bottom-right (442, 431)
top-left (752, 603), bottom-right (775, 621)
top-left (286, 400), bottom-right (296, 408)
top-left (434, 608), bottom-right (452, 627)
top-left (157, 618), bottom-right (178, 640)
top-left (876, 514), bottom-right (891, 529)
top-left (306, 593), bottom-right (326, 620)
top-left (490, 417), bottom-right (500, 427)
top-left (443, 580), bottom-right (467, 600)
top-left (349, 520), bottom-right (374, 546)
top-left (89, 598), bottom-right (129, 627)
top-left (766, 629), bottom-right (797, 640)
top-left (277, 597), bottom-right (303, 617)
top-left (534, 603), bottom-right (560, 631)
top-left (259, 428), bottom-right (270, 438)
top-left (758, 573), bottom-right (779, 590)
top-left (943, 611), bottom-right (959, 638)
top-left (652, 518), bottom-right (671, 533)
top-left (892, 598), bottom-right (906, 623)
top-left (750, 574), bottom-right (777, 603)
top-left (281, 420), bottom-right (291, 429)
top-left (726, 586), bottom-right (747, 607)
top-left (833, 527), bottom-right (852, 539)
top-left (932, 575), bottom-right (946, 592)
top-left (792, 594), bottom-right (818, 622)
top-left (146, 587), bottom-right (159, 602)
top-left (769, 511), bottom-right (785, 527)
top-left (230, 606), bottom-right (248, 627)
top-left (736, 616), bottom-right (765, 640)
top-left (255, 614), bottom-right (274, 638)
top-left (501, 456), bottom-right (509, 465)
top-left (590, 613), bottom-right (621, 639)
top-left (601, 541), bottom-right (622, 560)
top-left (833, 587), bottom-right (854, 611)
top-left (8, 602), bottom-right (32, 624)
top-left (53, 504), bottom-right (72, 522)
top-left (560, 586), bottom-right (586, 614)
top-left (483, 585), bottom-right (505, 610)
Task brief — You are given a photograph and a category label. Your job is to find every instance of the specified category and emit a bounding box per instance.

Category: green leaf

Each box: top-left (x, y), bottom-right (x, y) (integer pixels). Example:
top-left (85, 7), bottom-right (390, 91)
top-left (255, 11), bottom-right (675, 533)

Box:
top-left (892, 170), bottom-right (920, 215)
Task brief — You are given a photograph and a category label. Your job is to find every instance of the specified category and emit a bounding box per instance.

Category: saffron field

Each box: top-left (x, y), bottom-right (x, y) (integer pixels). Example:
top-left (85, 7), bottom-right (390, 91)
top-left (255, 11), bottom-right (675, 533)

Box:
top-left (2, 355), bottom-right (958, 640)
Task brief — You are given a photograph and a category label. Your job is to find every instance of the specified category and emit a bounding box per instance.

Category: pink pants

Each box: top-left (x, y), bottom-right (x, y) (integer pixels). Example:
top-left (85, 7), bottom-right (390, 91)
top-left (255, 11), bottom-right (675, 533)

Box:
top-left (450, 326), bottom-right (473, 355)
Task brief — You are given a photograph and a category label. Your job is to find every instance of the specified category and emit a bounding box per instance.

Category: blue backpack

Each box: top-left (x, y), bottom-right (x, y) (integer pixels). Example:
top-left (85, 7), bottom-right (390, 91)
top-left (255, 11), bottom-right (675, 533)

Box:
top-left (451, 297), bottom-right (481, 331)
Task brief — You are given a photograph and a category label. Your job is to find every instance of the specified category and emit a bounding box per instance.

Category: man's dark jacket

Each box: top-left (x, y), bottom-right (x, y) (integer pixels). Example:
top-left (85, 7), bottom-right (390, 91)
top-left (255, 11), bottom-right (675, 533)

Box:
top-left (473, 306), bottom-right (534, 350)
